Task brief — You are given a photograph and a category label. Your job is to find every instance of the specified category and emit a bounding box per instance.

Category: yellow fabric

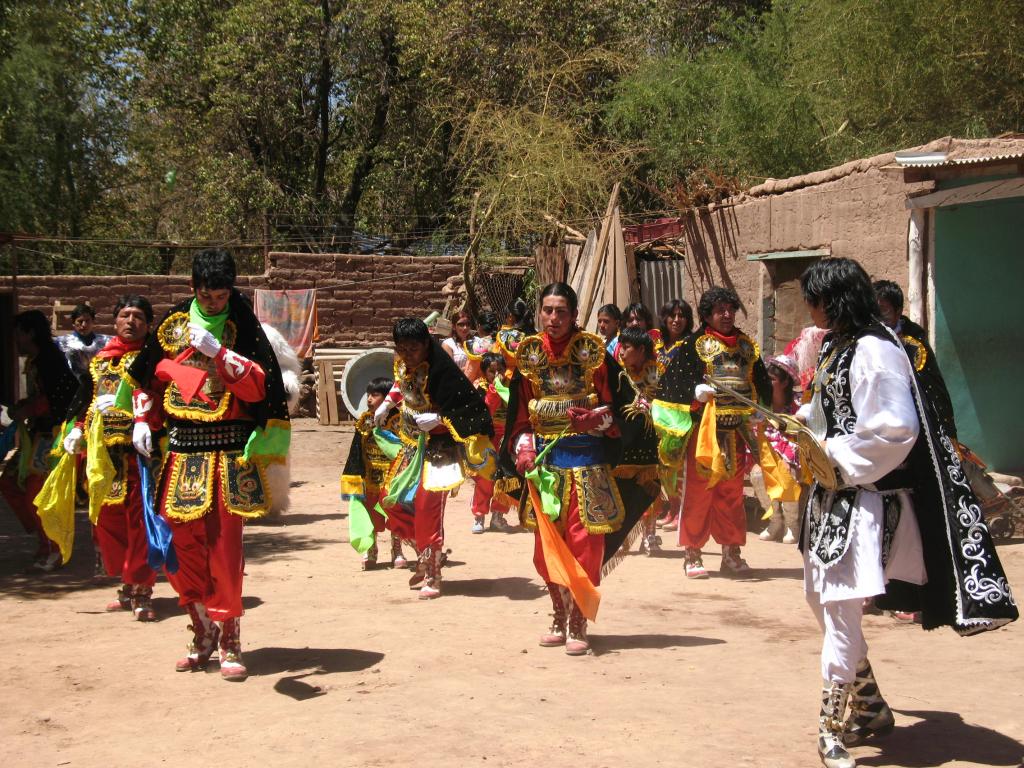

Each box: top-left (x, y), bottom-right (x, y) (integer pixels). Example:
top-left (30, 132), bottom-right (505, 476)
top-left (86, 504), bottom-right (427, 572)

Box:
top-left (758, 425), bottom-right (801, 503)
top-left (694, 399), bottom-right (726, 488)
top-left (86, 412), bottom-right (115, 525)
top-left (462, 433), bottom-right (497, 480)
top-left (34, 452), bottom-right (77, 564)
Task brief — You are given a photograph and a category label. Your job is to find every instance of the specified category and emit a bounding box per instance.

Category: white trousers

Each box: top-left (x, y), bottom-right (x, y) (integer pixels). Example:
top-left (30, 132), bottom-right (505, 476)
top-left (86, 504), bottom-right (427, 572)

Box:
top-left (805, 594), bottom-right (866, 684)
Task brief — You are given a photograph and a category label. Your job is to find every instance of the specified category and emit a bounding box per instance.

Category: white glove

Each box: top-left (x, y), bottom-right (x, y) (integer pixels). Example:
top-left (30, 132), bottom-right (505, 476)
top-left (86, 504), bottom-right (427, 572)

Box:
top-left (694, 384), bottom-right (716, 403)
top-left (413, 412), bottom-right (443, 432)
top-left (374, 400), bottom-right (394, 427)
top-left (132, 422), bottom-right (153, 458)
top-left (63, 427), bottom-right (84, 455)
top-left (94, 394), bottom-right (117, 413)
top-left (188, 324), bottom-right (222, 358)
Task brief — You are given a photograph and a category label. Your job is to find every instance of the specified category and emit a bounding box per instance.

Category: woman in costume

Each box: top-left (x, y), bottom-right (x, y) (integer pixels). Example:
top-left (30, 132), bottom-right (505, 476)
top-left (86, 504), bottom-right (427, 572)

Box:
top-left (654, 298), bottom-right (694, 531)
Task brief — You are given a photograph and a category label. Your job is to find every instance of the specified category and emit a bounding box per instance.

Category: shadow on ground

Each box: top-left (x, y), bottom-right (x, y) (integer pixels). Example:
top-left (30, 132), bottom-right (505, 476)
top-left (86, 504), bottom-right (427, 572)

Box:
top-left (593, 633), bottom-right (726, 655)
top-left (443, 576), bottom-right (546, 601)
top-left (855, 709), bottom-right (1024, 767)
top-left (241, 646), bottom-right (385, 700)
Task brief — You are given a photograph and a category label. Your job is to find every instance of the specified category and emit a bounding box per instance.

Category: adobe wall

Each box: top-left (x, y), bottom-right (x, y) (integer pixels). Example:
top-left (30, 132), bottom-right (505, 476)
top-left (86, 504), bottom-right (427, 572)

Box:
top-left (675, 166), bottom-right (924, 349)
top-left (0, 252), bottom-right (523, 349)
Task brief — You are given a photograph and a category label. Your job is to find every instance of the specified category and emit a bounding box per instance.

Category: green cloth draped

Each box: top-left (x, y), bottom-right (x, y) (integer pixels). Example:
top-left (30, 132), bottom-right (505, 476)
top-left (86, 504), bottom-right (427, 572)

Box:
top-left (375, 432), bottom-right (426, 515)
top-left (348, 497), bottom-right (377, 554)
top-left (523, 427), bottom-right (568, 522)
top-left (188, 298), bottom-right (229, 342)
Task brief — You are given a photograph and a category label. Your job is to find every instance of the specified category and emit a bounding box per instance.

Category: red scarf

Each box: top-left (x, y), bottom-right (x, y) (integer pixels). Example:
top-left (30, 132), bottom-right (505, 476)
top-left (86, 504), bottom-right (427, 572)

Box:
top-left (95, 336), bottom-right (144, 360)
top-left (706, 327), bottom-right (738, 347)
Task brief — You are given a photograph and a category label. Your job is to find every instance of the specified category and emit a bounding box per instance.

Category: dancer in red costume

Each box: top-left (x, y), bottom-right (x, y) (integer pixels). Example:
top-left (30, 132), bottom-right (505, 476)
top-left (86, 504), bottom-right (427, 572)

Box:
top-left (127, 249), bottom-right (291, 681)
top-left (64, 295), bottom-right (159, 619)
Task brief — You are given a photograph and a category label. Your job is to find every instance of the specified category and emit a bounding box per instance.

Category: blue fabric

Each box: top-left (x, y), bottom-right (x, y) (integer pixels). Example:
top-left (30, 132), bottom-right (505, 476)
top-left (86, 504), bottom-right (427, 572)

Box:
top-left (137, 456), bottom-right (179, 574)
top-left (0, 423), bottom-right (15, 458)
top-left (536, 433), bottom-right (605, 469)
top-left (606, 337), bottom-right (619, 356)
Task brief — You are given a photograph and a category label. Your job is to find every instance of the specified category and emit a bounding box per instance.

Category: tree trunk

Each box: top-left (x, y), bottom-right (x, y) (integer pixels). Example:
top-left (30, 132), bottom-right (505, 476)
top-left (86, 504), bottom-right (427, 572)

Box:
top-left (313, 0), bottom-right (332, 200)
top-left (337, 22), bottom-right (398, 248)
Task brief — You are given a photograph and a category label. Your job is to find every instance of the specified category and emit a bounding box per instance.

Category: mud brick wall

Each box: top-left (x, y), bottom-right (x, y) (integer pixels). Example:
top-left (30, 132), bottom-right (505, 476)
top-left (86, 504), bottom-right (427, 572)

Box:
top-left (2, 252), bottom-right (528, 350)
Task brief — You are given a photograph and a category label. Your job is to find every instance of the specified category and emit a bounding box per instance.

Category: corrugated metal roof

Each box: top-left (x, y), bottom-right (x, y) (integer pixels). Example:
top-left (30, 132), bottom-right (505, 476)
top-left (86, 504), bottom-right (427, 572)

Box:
top-left (895, 149), bottom-right (1024, 168)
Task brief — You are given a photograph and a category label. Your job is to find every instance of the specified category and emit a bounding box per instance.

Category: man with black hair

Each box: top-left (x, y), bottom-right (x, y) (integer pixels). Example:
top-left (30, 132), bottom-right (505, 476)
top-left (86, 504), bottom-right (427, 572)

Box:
top-left (64, 295), bottom-right (159, 620)
top-left (58, 303), bottom-right (112, 380)
top-left (504, 283), bottom-right (654, 655)
top-left (652, 286), bottom-right (771, 579)
top-left (873, 279), bottom-right (957, 440)
top-left (340, 376), bottom-right (407, 569)
top-left (798, 258), bottom-right (1016, 768)
top-left (374, 317), bottom-right (495, 599)
top-left (127, 248), bottom-right (291, 681)
top-left (596, 303), bottom-right (622, 355)
top-left (0, 311), bottom-right (79, 571)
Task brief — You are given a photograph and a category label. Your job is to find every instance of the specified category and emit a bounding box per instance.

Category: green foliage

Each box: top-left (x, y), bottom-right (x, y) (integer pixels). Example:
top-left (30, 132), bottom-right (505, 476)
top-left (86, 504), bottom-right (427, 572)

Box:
top-left (1, 0), bottom-right (1022, 275)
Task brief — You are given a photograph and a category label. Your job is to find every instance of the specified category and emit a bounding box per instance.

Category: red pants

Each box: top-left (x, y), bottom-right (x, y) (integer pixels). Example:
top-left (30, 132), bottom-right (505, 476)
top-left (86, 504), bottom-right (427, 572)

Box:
top-left (385, 488), bottom-right (447, 552)
top-left (95, 460), bottom-right (156, 587)
top-left (160, 457), bottom-right (245, 622)
top-left (532, 481), bottom-right (605, 587)
top-left (0, 463), bottom-right (55, 556)
top-left (678, 443), bottom-right (746, 549)
top-left (366, 491), bottom-right (387, 534)
top-left (471, 476), bottom-right (510, 517)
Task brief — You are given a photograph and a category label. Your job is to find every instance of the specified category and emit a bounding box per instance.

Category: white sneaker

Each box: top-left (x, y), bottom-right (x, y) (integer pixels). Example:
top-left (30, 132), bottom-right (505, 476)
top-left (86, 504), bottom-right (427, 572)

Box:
top-left (471, 517), bottom-right (485, 534)
top-left (782, 528), bottom-right (797, 545)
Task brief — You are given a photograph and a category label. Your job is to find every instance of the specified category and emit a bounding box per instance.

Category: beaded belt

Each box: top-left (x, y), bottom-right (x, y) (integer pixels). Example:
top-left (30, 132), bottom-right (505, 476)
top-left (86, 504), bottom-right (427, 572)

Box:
top-left (168, 420), bottom-right (254, 453)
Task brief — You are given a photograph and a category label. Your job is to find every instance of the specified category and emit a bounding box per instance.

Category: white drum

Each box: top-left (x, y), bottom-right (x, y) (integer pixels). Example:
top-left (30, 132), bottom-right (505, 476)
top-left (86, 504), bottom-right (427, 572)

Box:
top-left (340, 347), bottom-right (396, 418)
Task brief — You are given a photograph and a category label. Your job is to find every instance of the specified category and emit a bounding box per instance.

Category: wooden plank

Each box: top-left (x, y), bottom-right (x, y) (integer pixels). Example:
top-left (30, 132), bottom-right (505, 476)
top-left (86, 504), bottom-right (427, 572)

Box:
top-left (577, 183), bottom-right (620, 324)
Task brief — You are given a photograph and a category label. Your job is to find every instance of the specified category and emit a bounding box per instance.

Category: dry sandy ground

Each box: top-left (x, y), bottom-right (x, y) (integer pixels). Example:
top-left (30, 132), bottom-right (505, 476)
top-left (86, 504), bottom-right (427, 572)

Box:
top-left (0, 418), bottom-right (1022, 768)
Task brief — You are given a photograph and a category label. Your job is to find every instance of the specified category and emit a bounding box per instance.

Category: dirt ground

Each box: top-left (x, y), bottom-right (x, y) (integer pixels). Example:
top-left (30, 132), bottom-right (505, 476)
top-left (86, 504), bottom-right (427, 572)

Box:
top-left (0, 418), bottom-right (1022, 768)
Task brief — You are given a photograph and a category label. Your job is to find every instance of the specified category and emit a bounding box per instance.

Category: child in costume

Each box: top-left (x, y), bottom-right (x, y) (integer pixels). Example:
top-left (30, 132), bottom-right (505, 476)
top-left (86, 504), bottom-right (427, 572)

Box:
top-left (471, 352), bottom-right (515, 533)
top-left (341, 377), bottom-right (408, 569)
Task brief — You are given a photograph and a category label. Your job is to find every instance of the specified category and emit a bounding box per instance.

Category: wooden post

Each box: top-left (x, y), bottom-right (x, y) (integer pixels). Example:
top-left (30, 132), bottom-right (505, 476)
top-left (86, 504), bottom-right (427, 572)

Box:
top-left (577, 183), bottom-right (620, 324)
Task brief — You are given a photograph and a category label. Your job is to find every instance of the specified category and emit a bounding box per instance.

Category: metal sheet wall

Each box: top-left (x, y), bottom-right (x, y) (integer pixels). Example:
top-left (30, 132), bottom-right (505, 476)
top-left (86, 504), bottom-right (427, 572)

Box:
top-left (638, 258), bottom-right (687, 317)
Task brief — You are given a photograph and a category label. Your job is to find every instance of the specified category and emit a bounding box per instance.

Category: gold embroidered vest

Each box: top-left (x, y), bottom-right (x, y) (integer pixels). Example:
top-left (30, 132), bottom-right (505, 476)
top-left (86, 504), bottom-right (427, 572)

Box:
top-left (86, 352), bottom-right (137, 445)
top-left (516, 331), bottom-right (604, 438)
top-left (694, 331), bottom-right (759, 429)
top-left (156, 312), bottom-right (238, 422)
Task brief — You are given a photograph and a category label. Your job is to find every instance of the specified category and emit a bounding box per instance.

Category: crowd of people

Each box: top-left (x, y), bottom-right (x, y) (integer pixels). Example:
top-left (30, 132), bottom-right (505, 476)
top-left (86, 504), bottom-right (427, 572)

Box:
top-left (0, 250), bottom-right (1018, 768)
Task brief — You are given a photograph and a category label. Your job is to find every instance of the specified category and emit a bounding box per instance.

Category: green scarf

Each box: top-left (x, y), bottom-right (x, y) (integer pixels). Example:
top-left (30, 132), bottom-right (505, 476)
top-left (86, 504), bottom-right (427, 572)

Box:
top-left (189, 298), bottom-right (229, 342)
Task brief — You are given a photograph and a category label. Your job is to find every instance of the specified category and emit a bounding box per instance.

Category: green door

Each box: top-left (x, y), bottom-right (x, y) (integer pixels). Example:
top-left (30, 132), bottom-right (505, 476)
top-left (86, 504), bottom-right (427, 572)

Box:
top-left (933, 196), bottom-right (1024, 474)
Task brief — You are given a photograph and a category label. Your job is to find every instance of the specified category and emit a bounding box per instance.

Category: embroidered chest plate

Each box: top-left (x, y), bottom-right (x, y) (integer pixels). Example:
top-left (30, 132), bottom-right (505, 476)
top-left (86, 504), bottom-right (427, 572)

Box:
top-left (157, 312), bottom-right (238, 421)
top-left (357, 412), bottom-right (394, 486)
top-left (518, 332), bottom-right (603, 437)
top-left (87, 352), bottom-right (138, 441)
top-left (696, 332), bottom-right (758, 426)
top-left (394, 359), bottom-right (431, 443)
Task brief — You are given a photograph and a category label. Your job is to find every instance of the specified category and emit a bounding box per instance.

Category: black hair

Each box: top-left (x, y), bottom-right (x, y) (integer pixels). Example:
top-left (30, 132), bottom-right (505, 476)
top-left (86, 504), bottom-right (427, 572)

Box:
top-left (697, 287), bottom-right (740, 323)
top-left (504, 297), bottom-right (536, 334)
top-left (659, 298), bottom-right (694, 339)
top-left (478, 310), bottom-right (500, 336)
top-left (15, 309), bottom-right (55, 350)
top-left (393, 317), bottom-right (430, 345)
top-left (114, 294), bottom-right (154, 323)
top-left (622, 302), bottom-right (654, 331)
top-left (191, 248), bottom-right (237, 290)
top-left (597, 304), bottom-right (622, 322)
top-left (71, 303), bottom-right (96, 321)
top-left (480, 351), bottom-right (505, 375)
top-left (617, 325), bottom-right (654, 359)
top-left (872, 280), bottom-right (904, 315)
top-left (366, 376), bottom-right (393, 396)
top-left (767, 362), bottom-right (796, 403)
top-left (539, 282), bottom-right (578, 314)
top-left (801, 258), bottom-right (879, 334)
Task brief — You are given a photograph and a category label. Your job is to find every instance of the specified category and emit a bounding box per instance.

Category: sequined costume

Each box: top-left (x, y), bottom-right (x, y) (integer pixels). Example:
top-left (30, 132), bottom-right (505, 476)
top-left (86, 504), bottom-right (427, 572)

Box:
top-left (341, 409), bottom-right (401, 548)
top-left (653, 325), bottom-right (771, 551)
top-left (378, 338), bottom-right (495, 594)
top-left (127, 293), bottom-right (291, 624)
top-left (68, 337), bottom-right (156, 601)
